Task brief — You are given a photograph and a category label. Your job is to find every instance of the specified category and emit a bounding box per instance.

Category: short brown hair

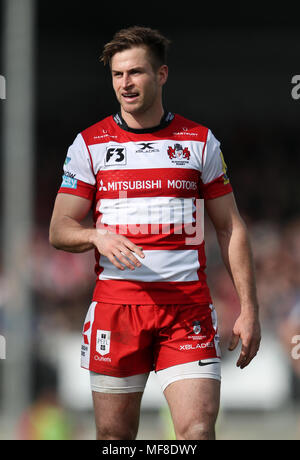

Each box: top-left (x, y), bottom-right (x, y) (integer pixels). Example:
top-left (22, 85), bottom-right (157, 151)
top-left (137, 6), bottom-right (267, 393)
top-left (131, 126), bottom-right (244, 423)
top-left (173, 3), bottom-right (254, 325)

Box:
top-left (100, 26), bottom-right (171, 69)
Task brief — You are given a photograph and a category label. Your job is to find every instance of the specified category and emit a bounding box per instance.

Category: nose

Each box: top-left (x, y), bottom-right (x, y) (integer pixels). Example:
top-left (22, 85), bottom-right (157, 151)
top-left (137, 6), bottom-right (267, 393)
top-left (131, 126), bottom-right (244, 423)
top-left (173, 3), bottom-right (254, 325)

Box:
top-left (122, 73), bottom-right (133, 89)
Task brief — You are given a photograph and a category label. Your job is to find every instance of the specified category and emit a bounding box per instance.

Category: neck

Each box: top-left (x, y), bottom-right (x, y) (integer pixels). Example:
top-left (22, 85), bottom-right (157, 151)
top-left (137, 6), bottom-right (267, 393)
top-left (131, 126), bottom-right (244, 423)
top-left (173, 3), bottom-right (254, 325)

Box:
top-left (120, 103), bottom-right (165, 130)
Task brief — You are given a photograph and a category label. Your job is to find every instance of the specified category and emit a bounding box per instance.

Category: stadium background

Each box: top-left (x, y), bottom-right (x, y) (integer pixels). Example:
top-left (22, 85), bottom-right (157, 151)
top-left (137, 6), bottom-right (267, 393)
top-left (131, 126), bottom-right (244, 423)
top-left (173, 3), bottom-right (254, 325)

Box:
top-left (0, 0), bottom-right (299, 439)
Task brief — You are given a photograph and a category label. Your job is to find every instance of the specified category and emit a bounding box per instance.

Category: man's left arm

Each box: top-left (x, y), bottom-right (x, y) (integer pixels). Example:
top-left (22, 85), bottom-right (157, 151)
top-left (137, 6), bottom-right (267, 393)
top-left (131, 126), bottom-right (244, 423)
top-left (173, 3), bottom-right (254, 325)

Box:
top-left (205, 192), bottom-right (261, 369)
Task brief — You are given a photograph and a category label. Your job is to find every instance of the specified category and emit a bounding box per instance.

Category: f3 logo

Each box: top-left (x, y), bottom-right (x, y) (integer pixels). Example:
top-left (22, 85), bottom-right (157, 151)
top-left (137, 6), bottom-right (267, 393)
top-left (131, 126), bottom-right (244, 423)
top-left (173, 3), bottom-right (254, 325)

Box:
top-left (105, 146), bottom-right (127, 166)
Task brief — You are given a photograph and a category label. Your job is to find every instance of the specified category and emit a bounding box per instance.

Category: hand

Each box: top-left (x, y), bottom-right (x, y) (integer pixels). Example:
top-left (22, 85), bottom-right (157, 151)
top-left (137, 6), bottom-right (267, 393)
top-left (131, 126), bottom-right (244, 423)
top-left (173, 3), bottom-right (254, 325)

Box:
top-left (228, 312), bottom-right (261, 369)
top-left (90, 229), bottom-right (145, 271)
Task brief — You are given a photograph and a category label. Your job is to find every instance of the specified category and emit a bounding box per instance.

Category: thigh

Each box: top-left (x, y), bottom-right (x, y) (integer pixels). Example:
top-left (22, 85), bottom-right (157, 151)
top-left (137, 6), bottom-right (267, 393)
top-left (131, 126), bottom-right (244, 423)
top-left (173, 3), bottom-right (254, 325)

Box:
top-left (90, 371), bottom-right (149, 440)
top-left (92, 390), bottom-right (144, 440)
top-left (163, 377), bottom-right (220, 440)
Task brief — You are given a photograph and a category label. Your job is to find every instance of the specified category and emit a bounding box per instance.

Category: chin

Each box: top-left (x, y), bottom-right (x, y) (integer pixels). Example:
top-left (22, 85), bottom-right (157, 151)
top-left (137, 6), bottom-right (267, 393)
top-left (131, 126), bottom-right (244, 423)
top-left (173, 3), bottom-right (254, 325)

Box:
top-left (122, 105), bottom-right (145, 116)
top-left (120, 97), bottom-right (145, 113)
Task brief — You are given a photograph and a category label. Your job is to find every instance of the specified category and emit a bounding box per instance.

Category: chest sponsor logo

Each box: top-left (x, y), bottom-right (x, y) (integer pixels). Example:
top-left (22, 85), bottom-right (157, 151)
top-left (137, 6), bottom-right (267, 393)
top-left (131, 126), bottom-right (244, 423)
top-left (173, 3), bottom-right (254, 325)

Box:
top-left (167, 144), bottom-right (191, 165)
top-left (98, 180), bottom-right (108, 192)
top-left (98, 179), bottom-right (197, 192)
top-left (105, 146), bottom-right (127, 166)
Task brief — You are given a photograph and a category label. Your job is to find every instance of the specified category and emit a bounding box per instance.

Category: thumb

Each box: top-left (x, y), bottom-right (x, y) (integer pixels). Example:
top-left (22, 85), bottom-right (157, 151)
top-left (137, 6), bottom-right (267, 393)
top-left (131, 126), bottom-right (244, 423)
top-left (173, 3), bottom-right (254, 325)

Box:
top-left (228, 331), bottom-right (240, 351)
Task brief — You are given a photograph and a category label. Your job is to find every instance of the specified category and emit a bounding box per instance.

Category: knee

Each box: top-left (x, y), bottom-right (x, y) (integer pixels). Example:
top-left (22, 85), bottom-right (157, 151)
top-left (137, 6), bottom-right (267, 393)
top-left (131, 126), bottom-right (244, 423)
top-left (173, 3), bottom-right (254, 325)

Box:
top-left (174, 399), bottom-right (219, 440)
top-left (178, 421), bottom-right (215, 440)
top-left (176, 420), bottom-right (215, 440)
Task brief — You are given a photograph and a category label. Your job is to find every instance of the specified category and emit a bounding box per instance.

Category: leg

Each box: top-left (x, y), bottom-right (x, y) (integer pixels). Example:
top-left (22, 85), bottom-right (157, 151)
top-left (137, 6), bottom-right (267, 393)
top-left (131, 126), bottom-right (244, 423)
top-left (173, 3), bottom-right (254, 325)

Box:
top-left (90, 371), bottom-right (148, 440)
top-left (82, 302), bottom-right (153, 439)
top-left (163, 378), bottom-right (220, 440)
top-left (92, 391), bottom-right (143, 440)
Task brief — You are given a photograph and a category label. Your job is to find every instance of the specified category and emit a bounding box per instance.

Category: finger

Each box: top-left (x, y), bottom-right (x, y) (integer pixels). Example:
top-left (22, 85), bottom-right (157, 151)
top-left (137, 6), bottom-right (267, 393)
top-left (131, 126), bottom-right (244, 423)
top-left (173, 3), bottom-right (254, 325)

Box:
top-left (107, 254), bottom-right (125, 271)
top-left (118, 246), bottom-right (142, 267)
top-left (112, 249), bottom-right (136, 271)
top-left (236, 338), bottom-right (255, 367)
top-left (240, 341), bottom-right (260, 369)
top-left (240, 355), bottom-right (255, 369)
top-left (125, 240), bottom-right (145, 258)
top-left (228, 332), bottom-right (239, 351)
top-left (236, 344), bottom-right (250, 367)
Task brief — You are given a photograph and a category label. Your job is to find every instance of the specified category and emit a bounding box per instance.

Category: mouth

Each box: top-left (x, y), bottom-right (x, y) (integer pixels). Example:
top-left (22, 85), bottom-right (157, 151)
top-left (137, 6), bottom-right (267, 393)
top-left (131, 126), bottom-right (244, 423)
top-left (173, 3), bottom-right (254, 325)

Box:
top-left (122, 92), bottom-right (139, 103)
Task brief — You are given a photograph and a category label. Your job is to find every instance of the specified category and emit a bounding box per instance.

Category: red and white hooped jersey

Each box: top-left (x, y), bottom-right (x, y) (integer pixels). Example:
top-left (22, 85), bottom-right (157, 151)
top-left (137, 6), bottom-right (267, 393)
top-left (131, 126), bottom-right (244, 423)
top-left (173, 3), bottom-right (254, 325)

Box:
top-left (58, 112), bottom-right (233, 305)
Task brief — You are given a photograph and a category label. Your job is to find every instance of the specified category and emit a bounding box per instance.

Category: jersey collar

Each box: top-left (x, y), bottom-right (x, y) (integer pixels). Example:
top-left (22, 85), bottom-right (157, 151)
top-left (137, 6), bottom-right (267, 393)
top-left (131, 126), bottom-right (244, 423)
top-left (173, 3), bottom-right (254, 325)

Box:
top-left (113, 110), bottom-right (174, 134)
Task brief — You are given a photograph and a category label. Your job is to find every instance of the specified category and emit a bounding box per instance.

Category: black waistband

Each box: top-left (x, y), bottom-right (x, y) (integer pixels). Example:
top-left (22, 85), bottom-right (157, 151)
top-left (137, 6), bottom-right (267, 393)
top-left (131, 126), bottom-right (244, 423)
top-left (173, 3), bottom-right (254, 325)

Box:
top-left (113, 110), bottom-right (174, 134)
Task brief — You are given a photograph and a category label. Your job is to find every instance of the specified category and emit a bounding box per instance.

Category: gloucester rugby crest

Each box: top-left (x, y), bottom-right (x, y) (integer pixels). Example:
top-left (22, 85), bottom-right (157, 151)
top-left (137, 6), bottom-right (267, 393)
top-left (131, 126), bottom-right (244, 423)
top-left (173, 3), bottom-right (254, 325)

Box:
top-left (192, 321), bottom-right (202, 335)
top-left (167, 144), bottom-right (191, 165)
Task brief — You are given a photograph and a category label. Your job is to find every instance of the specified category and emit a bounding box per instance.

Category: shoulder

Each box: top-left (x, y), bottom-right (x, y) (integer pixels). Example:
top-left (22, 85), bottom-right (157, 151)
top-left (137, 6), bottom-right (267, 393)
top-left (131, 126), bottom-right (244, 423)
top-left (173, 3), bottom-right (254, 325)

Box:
top-left (80, 115), bottom-right (116, 145)
top-left (171, 114), bottom-right (210, 143)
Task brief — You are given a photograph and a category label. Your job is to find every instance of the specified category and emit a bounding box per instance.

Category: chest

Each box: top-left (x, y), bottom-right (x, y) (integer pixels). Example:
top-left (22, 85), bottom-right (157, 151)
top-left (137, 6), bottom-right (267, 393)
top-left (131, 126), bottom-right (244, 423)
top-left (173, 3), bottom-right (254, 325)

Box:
top-left (89, 139), bottom-right (204, 200)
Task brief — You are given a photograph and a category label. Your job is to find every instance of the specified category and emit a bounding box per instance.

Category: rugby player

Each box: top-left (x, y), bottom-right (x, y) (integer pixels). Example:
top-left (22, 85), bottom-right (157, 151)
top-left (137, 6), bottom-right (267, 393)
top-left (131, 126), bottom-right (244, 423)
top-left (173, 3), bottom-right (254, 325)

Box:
top-left (49, 26), bottom-right (261, 440)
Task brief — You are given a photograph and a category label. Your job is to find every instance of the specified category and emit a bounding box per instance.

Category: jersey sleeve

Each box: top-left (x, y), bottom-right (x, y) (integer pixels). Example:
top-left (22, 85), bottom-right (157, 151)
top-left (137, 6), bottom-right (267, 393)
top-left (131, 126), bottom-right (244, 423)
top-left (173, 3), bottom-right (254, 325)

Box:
top-left (200, 129), bottom-right (233, 199)
top-left (58, 133), bottom-right (96, 201)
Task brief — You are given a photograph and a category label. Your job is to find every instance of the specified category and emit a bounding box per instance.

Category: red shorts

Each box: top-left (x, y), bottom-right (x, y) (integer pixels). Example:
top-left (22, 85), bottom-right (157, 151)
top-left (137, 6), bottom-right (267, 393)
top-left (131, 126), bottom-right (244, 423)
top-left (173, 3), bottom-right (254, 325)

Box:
top-left (81, 302), bottom-right (221, 377)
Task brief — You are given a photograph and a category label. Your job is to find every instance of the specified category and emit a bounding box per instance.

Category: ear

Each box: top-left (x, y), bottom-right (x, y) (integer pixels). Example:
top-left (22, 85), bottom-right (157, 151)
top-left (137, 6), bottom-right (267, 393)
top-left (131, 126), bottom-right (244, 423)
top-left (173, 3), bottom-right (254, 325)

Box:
top-left (158, 65), bottom-right (169, 86)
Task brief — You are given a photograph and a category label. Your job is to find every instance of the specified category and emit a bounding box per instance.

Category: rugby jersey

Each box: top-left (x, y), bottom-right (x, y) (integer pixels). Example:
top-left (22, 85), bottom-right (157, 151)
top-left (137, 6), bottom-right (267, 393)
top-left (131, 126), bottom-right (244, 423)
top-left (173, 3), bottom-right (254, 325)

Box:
top-left (58, 111), bottom-right (232, 304)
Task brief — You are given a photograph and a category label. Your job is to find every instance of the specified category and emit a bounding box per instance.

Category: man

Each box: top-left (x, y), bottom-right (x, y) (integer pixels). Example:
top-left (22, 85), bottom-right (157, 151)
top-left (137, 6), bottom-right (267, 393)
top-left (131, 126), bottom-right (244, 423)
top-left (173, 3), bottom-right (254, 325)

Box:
top-left (49, 26), bottom-right (261, 440)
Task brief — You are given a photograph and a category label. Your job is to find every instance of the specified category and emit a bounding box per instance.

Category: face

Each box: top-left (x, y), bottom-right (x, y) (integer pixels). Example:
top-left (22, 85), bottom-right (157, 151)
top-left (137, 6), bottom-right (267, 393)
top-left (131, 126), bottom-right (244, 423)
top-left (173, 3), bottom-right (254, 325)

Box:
top-left (111, 46), bottom-right (168, 116)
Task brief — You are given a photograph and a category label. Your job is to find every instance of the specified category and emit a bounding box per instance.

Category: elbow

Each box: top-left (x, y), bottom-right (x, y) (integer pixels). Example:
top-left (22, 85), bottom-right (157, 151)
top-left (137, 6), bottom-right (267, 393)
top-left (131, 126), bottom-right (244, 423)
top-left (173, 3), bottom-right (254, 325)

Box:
top-left (49, 232), bottom-right (58, 250)
top-left (49, 223), bottom-right (61, 250)
top-left (216, 215), bottom-right (247, 239)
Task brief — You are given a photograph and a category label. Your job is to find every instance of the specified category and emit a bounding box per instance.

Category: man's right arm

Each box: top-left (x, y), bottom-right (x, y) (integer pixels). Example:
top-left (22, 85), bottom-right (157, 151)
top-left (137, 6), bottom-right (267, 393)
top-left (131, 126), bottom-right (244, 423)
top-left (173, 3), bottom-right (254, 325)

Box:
top-left (49, 193), bottom-right (145, 270)
top-left (49, 193), bottom-right (95, 253)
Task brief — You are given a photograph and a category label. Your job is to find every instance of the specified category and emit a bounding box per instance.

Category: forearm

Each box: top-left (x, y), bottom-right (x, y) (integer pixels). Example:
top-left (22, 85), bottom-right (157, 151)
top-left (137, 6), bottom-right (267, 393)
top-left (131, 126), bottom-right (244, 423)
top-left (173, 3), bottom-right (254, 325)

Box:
top-left (49, 215), bottom-right (96, 253)
top-left (216, 219), bottom-right (259, 315)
